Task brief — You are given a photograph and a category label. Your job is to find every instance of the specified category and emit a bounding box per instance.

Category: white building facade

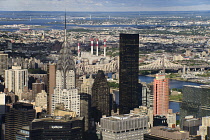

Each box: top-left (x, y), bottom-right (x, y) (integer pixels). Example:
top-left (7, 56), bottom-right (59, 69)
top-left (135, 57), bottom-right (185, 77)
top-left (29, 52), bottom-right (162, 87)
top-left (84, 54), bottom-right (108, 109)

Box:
top-left (100, 114), bottom-right (149, 140)
top-left (51, 35), bottom-right (80, 115)
top-left (5, 66), bottom-right (28, 99)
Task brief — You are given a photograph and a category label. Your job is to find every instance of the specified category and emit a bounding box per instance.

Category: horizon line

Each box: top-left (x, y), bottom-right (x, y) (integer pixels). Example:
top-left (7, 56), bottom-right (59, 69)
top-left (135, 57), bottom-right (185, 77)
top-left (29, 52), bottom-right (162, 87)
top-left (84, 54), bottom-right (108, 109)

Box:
top-left (0, 10), bottom-right (210, 12)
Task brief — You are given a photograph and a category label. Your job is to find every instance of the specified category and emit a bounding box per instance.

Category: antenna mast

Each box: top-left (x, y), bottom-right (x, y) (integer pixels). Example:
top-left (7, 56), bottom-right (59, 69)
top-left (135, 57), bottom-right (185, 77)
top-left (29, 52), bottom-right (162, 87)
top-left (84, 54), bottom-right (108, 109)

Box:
top-left (64, 10), bottom-right (67, 43)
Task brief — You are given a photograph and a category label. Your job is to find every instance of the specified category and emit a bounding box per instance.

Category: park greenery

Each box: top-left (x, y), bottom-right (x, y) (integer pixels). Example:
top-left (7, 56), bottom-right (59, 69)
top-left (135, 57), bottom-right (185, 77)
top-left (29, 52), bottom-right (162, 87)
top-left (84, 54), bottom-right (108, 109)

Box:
top-left (169, 88), bottom-right (183, 101)
top-left (166, 73), bottom-right (180, 79)
top-left (108, 81), bottom-right (119, 88)
top-left (169, 94), bottom-right (183, 101)
top-left (171, 88), bottom-right (182, 92)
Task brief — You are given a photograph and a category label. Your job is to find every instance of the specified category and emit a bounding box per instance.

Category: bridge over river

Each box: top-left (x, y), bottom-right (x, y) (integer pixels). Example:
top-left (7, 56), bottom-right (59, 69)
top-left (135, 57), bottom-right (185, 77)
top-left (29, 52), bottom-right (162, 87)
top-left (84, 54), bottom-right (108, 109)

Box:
top-left (76, 57), bottom-right (210, 74)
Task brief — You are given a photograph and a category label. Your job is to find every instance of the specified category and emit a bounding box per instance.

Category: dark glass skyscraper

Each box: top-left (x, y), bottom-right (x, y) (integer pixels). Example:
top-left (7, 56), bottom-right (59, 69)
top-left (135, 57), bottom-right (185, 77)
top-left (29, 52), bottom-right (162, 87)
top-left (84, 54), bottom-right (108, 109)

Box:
top-left (91, 70), bottom-right (111, 122)
top-left (180, 85), bottom-right (210, 128)
top-left (119, 34), bottom-right (141, 114)
top-left (5, 102), bottom-right (36, 140)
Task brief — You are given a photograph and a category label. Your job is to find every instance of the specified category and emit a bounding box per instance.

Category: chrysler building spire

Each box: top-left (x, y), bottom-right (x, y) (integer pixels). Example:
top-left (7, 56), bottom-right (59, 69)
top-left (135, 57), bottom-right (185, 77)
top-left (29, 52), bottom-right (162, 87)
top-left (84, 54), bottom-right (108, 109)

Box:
top-left (51, 11), bottom-right (80, 116)
top-left (64, 10), bottom-right (67, 43)
top-left (56, 11), bottom-right (75, 89)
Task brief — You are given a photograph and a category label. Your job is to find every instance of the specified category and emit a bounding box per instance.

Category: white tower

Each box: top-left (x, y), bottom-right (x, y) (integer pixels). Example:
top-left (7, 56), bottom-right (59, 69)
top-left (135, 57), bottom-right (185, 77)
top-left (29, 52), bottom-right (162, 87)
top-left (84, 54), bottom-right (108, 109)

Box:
top-left (91, 38), bottom-right (94, 55)
top-left (104, 39), bottom-right (106, 57)
top-left (96, 39), bottom-right (99, 56)
top-left (78, 43), bottom-right (80, 57)
top-left (52, 13), bottom-right (80, 115)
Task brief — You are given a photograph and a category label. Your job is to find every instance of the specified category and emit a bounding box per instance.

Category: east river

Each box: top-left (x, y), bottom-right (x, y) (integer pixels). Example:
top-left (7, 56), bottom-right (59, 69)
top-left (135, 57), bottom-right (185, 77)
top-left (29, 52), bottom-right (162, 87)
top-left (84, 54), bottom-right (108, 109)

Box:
top-left (139, 75), bottom-right (203, 120)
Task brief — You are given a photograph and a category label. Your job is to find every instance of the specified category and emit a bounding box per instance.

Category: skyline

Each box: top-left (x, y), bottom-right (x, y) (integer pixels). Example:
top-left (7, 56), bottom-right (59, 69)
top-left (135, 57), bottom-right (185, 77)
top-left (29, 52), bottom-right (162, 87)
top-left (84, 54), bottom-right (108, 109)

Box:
top-left (0, 0), bottom-right (210, 12)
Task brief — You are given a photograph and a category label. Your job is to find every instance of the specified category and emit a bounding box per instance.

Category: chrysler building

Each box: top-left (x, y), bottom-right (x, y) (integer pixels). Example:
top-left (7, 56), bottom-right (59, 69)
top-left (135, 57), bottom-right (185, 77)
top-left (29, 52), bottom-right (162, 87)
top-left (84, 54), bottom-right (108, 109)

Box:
top-left (52, 14), bottom-right (80, 115)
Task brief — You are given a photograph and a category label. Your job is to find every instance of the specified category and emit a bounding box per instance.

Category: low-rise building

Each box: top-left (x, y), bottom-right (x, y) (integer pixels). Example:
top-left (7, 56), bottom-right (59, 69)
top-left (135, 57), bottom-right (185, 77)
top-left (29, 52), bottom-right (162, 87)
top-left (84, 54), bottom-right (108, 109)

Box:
top-left (144, 126), bottom-right (189, 140)
top-left (30, 116), bottom-right (84, 140)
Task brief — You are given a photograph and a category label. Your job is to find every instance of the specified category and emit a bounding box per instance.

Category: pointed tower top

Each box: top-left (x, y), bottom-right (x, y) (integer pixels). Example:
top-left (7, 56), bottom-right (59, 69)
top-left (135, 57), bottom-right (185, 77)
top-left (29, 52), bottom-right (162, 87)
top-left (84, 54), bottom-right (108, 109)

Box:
top-left (57, 11), bottom-right (75, 72)
top-left (64, 10), bottom-right (67, 43)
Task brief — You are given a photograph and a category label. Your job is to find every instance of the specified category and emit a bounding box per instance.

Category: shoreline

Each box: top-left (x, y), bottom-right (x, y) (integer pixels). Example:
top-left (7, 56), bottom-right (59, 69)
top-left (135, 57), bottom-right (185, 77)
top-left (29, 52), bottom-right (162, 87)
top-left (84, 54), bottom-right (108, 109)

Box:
top-left (169, 100), bottom-right (182, 103)
top-left (143, 74), bottom-right (207, 85)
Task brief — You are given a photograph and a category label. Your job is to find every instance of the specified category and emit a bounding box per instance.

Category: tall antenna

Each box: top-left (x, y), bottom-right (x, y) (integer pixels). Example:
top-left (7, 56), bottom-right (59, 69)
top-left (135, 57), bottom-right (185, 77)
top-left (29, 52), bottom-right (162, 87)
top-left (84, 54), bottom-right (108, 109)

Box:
top-left (64, 10), bottom-right (67, 43)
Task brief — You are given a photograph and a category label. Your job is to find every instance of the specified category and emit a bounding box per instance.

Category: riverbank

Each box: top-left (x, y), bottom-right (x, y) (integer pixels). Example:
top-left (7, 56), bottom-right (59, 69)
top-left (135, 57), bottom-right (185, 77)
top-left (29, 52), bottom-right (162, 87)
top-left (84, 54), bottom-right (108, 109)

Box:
top-left (145, 74), bottom-right (208, 85)
top-left (169, 100), bottom-right (182, 103)
top-left (169, 77), bottom-right (208, 85)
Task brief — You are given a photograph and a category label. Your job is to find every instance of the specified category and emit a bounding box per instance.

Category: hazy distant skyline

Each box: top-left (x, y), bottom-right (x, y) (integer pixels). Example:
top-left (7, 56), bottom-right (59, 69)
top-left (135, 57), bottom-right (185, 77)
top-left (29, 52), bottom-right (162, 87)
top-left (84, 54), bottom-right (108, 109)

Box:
top-left (0, 0), bottom-right (210, 11)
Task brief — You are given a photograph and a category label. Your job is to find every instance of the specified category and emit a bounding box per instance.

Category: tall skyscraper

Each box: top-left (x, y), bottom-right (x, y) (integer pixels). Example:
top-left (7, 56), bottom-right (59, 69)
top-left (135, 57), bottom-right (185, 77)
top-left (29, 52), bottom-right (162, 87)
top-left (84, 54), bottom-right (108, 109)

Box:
top-left (153, 73), bottom-right (169, 115)
top-left (5, 102), bottom-right (35, 140)
top-left (119, 34), bottom-right (141, 114)
top-left (51, 15), bottom-right (80, 115)
top-left (91, 70), bottom-right (111, 122)
top-left (47, 63), bottom-right (56, 114)
top-left (80, 93), bottom-right (91, 133)
top-left (5, 66), bottom-right (28, 99)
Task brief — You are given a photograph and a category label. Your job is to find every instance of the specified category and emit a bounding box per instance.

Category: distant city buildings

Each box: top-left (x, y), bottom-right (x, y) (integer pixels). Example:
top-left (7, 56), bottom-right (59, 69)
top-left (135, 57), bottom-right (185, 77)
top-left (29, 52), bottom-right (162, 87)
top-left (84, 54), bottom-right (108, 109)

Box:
top-left (2, 11), bottom-right (210, 139)
top-left (119, 33), bottom-right (141, 114)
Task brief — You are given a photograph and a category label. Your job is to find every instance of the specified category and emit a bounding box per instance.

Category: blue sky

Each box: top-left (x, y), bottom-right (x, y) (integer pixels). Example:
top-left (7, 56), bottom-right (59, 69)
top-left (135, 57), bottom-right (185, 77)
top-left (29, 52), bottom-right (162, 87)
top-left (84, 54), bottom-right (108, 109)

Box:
top-left (0, 0), bottom-right (210, 11)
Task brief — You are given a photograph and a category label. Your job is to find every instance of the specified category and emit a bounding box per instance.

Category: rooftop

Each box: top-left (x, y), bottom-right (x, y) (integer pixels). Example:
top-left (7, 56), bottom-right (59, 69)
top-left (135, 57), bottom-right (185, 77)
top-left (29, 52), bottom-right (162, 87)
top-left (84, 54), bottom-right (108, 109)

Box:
top-left (103, 114), bottom-right (147, 121)
top-left (32, 116), bottom-right (83, 123)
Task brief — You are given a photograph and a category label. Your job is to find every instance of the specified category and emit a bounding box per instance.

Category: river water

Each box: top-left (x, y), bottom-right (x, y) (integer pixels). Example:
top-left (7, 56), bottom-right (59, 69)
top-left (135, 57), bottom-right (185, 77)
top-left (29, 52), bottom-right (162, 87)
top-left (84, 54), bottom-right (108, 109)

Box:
top-left (139, 75), bottom-right (202, 89)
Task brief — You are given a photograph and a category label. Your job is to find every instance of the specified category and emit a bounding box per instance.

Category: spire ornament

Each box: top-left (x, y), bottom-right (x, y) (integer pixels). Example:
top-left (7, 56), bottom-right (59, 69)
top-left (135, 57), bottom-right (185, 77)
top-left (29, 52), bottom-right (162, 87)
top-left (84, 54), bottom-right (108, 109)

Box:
top-left (56, 11), bottom-right (75, 89)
